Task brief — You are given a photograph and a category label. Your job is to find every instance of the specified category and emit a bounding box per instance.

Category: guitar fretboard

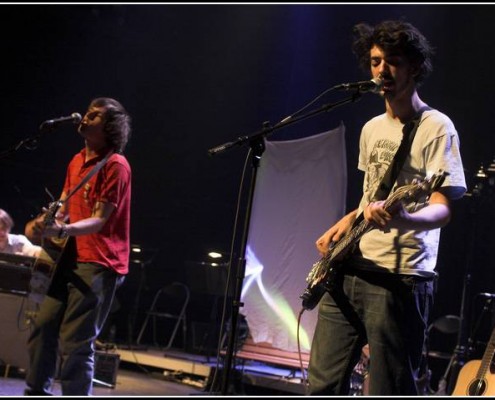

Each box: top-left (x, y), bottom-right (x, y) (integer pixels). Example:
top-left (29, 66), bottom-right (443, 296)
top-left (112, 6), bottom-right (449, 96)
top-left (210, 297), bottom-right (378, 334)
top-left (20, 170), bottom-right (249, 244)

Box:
top-left (305, 172), bottom-right (446, 288)
top-left (327, 185), bottom-right (413, 263)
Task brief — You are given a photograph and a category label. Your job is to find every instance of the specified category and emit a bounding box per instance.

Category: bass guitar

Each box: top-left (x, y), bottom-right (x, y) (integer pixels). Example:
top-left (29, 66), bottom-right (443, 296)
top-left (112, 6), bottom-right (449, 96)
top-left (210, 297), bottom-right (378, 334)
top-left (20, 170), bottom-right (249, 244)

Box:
top-left (452, 326), bottom-right (495, 396)
top-left (29, 199), bottom-right (73, 304)
top-left (300, 170), bottom-right (448, 311)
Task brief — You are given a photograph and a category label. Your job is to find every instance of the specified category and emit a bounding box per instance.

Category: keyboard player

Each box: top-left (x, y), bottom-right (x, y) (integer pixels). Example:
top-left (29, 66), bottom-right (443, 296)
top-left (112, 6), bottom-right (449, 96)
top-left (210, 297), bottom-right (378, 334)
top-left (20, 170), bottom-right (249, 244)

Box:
top-left (0, 208), bottom-right (41, 258)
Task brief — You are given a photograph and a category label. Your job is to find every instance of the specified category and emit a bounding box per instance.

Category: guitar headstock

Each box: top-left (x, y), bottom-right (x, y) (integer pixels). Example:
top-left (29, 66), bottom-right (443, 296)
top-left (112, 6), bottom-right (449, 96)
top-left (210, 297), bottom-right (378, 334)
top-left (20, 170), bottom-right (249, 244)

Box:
top-left (416, 170), bottom-right (449, 195)
top-left (389, 170), bottom-right (449, 206)
top-left (419, 169), bottom-right (448, 192)
top-left (43, 200), bottom-right (64, 225)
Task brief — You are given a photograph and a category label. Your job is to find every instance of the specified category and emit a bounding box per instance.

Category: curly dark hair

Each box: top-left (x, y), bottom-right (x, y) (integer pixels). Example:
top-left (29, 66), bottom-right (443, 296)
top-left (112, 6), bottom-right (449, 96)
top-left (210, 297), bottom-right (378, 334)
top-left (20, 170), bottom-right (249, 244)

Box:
top-left (90, 97), bottom-right (132, 154)
top-left (351, 20), bottom-right (434, 85)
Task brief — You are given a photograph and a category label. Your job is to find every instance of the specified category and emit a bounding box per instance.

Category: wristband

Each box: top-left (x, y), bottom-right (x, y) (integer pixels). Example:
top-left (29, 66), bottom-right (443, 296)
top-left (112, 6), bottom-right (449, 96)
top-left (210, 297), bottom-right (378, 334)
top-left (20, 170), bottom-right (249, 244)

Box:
top-left (58, 223), bottom-right (69, 239)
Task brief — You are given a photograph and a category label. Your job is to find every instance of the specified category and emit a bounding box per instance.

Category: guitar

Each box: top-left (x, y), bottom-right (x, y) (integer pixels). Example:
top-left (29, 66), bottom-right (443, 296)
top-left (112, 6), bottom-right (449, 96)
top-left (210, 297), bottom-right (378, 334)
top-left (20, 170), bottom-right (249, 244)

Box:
top-left (300, 170), bottom-right (448, 311)
top-left (29, 199), bottom-right (72, 304)
top-left (452, 327), bottom-right (495, 396)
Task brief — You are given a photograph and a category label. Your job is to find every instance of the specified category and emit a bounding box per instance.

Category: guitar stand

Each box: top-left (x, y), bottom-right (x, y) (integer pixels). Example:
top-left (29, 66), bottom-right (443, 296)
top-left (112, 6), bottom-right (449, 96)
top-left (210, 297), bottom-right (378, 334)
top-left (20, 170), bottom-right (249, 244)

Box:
top-left (435, 348), bottom-right (463, 394)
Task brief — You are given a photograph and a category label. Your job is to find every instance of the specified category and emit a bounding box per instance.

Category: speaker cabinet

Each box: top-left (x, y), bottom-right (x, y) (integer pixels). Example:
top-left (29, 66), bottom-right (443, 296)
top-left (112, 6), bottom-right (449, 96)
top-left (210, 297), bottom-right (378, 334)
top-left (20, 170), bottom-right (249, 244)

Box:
top-left (0, 293), bottom-right (33, 370)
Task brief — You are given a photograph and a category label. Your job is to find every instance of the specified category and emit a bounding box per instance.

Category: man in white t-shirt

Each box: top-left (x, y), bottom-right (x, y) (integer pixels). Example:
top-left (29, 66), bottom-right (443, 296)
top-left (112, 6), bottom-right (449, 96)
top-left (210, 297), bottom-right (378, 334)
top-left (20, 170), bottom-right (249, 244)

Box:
top-left (0, 208), bottom-right (41, 258)
top-left (308, 20), bottom-right (466, 396)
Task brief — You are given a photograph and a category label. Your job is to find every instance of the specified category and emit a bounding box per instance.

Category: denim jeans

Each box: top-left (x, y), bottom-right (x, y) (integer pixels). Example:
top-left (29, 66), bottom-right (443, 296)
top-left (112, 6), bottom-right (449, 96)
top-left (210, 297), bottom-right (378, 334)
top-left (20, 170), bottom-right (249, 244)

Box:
top-left (308, 269), bottom-right (434, 395)
top-left (25, 262), bottom-right (124, 396)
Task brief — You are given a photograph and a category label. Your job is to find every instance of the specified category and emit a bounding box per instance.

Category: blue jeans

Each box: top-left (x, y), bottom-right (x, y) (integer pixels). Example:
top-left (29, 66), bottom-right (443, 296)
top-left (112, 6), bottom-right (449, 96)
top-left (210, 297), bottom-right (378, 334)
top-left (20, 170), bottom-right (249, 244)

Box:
top-left (308, 269), bottom-right (434, 395)
top-left (25, 262), bottom-right (124, 396)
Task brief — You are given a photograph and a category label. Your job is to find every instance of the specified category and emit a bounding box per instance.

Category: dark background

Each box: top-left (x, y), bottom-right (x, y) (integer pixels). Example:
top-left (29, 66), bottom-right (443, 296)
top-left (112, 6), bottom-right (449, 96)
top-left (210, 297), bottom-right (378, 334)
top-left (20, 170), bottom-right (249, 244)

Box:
top-left (0, 4), bottom-right (494, 372)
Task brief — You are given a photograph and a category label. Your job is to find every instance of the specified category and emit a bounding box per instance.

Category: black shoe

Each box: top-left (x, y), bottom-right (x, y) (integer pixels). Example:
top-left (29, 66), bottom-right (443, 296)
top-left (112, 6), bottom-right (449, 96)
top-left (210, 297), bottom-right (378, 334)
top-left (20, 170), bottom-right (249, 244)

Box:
top-left (24, 388), bottom-right (53, 396)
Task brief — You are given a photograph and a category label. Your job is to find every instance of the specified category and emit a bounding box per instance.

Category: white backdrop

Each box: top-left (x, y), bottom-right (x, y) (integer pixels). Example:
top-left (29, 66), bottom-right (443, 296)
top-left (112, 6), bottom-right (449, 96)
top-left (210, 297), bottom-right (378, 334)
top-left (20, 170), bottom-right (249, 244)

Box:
top-left (240, 124), bottom-right (347, 353)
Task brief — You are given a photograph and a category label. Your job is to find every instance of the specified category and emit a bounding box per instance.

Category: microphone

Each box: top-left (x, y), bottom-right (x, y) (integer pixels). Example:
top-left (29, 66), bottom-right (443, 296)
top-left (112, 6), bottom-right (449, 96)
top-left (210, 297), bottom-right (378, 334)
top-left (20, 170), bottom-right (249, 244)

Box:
top-left (334, 77), bottom-right (383, 93)
top-left (39, 112), bottom-right (82, 131)
top-left (479, 292), bottom-right (495, 298)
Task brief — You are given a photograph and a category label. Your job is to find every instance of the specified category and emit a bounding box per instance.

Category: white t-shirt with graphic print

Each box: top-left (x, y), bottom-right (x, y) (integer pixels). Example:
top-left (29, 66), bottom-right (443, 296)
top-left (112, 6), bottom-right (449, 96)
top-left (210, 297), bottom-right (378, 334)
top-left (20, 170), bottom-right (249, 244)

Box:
top-left (353, 109), bottom-right (467, 277)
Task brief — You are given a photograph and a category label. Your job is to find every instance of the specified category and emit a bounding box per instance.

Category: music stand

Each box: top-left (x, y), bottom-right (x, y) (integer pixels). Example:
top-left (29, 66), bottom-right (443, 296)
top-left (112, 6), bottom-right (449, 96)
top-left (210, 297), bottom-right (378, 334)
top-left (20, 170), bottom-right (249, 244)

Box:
top-left (184, 260), bottom-right (231, 359)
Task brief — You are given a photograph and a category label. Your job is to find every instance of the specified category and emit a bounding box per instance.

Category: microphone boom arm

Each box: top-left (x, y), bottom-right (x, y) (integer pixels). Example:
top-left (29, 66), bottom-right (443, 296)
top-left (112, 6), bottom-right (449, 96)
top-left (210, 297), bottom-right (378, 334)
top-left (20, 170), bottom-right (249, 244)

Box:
top-left (208, 91), bottom-right (363, 156)
top-left (0, 112), bottom-right (82, 160)
top-left (215, 89), bottom-right (364, 394)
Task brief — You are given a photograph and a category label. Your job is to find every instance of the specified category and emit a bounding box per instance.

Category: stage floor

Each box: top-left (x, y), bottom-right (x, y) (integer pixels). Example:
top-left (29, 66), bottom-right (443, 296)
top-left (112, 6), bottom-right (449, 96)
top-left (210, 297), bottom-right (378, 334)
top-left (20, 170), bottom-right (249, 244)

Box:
top-left (115, 345), bottom-right (308, 395)
top-left (0, 345), bottom-right (308, 396)
top-left (0, 365), bottom-right (205, 397)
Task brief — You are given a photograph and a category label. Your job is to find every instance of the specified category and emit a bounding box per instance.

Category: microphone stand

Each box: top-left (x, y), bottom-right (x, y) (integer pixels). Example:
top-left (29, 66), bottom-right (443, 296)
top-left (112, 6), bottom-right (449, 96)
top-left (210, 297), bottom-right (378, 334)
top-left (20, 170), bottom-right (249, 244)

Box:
top-left (0, 134), bottom-right (42, 160)
top-left (0, 120), bottom-right (59, 160)
top-left (209, 91), bottom-right (363, 395)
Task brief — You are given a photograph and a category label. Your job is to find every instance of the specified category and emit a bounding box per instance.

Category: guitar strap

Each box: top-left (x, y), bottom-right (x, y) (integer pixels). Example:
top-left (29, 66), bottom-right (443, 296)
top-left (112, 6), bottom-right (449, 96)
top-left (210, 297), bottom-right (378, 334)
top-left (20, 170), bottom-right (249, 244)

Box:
top-left (62, 150), bottom-right (114, 204)
top-left (28, 151), bottom-right (114, 303)
top-left (371, 106), bottom-right (431, 201)
top-left (350, 106), bottom-right (431, 230)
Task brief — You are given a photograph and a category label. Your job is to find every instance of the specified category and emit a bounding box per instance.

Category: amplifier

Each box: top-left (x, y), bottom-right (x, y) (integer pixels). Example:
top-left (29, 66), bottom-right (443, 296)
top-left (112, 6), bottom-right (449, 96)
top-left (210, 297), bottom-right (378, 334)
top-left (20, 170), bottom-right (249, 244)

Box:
top-left (0, 264), bottom-right (31, 295)
top-left (0, 293), bottom-right (32, 369)
top-left (0, 253), bottom-right (36, 296)
top-left (94, 351), bottom-right (120, 388)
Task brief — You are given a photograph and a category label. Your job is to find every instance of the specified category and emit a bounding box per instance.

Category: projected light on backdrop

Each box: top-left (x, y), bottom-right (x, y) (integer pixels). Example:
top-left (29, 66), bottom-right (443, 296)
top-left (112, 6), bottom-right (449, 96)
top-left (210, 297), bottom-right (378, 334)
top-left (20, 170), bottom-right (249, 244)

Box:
top-left (242, 245), bottom-right (312, 350)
